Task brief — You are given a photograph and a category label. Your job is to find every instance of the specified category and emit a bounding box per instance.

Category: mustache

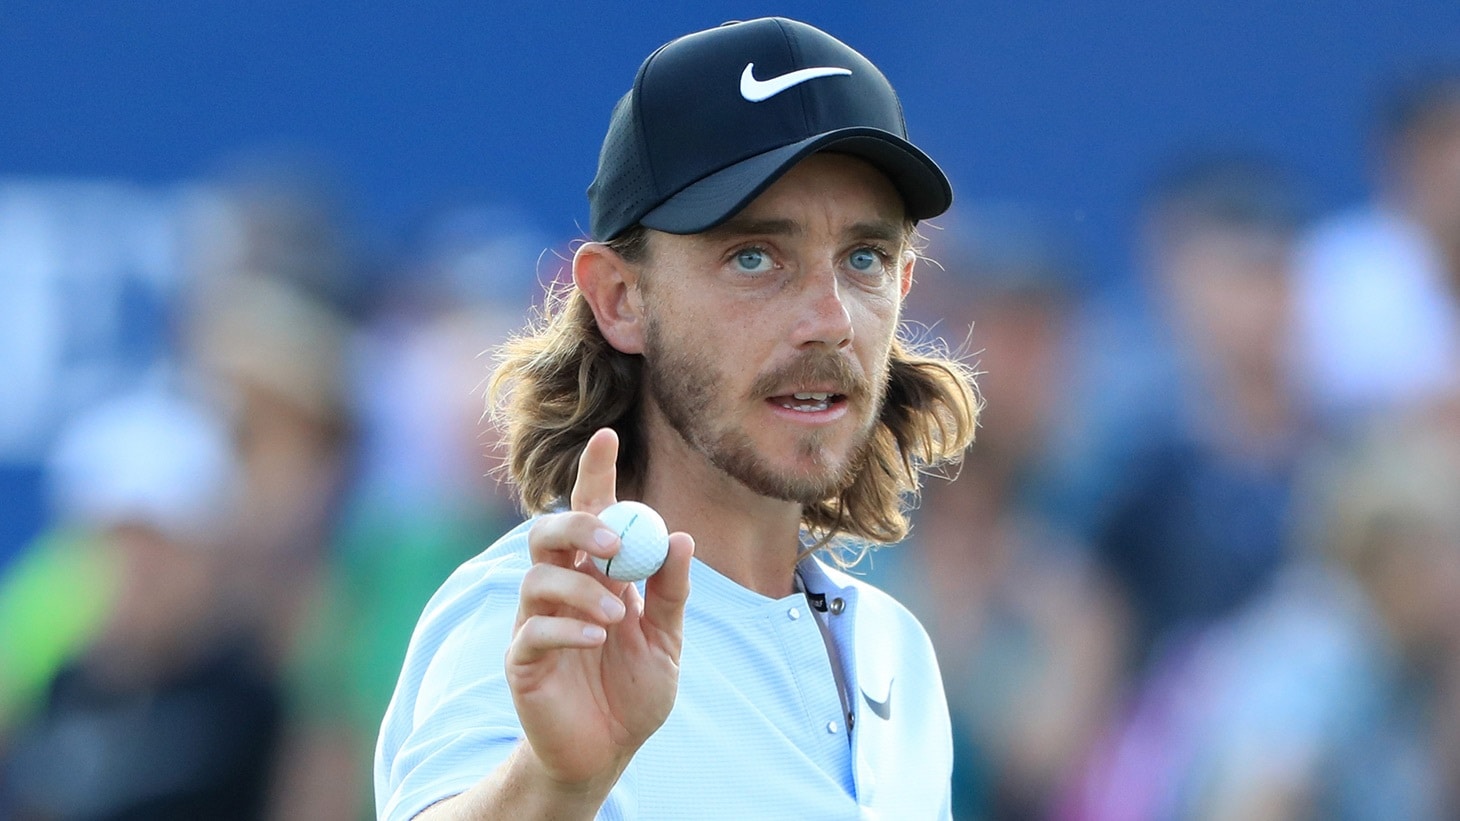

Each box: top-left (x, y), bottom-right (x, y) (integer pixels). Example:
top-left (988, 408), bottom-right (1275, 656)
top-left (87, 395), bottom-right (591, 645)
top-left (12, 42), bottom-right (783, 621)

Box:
top-left (749, 351), bottom-right (871, 400)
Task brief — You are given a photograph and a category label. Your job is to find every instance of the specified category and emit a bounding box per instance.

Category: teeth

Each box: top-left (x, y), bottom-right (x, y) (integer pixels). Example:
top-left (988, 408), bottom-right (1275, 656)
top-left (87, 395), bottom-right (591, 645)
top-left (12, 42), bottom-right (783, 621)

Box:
top-left (792, 392), bottom-right (831, 401)
top-left (781, 395), bottom-right (831, 412)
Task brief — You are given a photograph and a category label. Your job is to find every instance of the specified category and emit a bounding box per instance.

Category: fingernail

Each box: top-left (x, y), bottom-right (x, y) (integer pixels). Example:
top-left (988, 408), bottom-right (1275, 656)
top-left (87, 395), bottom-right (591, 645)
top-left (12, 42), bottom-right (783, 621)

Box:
top-left (601, 595), bottom-right (625, 620)
top-left (594, 528), bottom-right (618, 549)
top-left (583, 625), bottom-right (606, 641)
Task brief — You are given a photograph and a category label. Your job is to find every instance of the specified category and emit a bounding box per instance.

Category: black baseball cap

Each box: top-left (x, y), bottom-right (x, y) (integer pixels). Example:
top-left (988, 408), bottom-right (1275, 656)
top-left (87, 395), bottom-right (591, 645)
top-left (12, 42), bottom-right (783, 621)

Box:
top-left (587, 17), bottom-right (953, 242)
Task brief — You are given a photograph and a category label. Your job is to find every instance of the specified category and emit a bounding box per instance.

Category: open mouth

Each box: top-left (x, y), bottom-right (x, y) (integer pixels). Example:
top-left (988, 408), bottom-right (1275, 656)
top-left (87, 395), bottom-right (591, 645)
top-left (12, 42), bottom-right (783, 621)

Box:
top-left (769, 391), bottom-right (846, 413)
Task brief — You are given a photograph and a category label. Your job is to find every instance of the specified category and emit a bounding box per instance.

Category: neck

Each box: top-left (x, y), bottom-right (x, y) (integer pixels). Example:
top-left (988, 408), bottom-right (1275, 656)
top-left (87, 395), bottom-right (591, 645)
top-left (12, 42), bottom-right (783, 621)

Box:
top-left (636, 415), bottom-right (805, 599)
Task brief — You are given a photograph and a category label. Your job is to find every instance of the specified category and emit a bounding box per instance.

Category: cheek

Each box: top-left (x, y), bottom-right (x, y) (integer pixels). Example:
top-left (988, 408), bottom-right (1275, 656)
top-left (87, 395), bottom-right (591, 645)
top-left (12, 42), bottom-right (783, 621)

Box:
top-left (649, 298), bottom-right (752, 376)
top-left (677, 304), bottom-right (740, 354)
top-left (691, 292), bottom-right (786, 347)
top-left (853, 292), bottom-right (902, 347)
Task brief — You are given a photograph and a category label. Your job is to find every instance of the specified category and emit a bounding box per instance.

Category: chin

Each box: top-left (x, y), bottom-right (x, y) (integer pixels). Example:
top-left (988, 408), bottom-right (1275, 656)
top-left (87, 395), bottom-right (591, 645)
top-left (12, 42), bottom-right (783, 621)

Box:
top-left (747, 440), bottom-right (862, 504)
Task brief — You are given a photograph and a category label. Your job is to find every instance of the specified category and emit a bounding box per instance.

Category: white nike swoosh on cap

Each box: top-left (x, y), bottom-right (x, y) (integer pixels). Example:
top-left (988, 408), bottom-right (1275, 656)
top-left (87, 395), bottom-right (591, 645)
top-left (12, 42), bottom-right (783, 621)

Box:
top-left (739, 62), bottom-right (852, 102)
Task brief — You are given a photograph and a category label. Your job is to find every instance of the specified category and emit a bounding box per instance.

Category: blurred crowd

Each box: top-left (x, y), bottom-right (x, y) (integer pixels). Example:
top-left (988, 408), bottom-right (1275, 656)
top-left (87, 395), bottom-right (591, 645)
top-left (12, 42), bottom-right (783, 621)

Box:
top-left (2, 70), bottom-right (1460, 820)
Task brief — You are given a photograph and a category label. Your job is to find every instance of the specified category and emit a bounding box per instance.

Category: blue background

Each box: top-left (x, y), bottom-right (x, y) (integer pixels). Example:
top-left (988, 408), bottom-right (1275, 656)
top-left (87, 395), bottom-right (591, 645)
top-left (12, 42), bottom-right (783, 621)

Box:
top-left (6, 1), bottom-right (1459, 279)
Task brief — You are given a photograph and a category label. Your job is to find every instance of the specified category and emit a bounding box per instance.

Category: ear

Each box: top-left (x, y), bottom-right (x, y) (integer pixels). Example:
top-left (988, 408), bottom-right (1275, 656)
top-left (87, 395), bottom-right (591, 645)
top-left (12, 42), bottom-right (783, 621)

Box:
top-left (898, 249), bottom-right (916, 299)
top-left (574, 241), bottom-right (647, 354)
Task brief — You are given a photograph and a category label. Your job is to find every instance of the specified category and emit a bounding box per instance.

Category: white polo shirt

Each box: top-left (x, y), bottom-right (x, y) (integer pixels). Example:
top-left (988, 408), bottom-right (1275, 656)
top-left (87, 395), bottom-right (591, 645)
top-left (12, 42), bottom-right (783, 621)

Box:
top-left (375, 519), bottom-right (953, 820)
top-left (1294, 205), bottom-right (1460, 419)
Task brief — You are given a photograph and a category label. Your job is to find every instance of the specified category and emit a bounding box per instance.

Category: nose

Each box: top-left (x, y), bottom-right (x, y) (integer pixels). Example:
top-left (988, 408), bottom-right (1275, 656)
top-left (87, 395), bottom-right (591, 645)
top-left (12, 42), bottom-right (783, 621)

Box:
top-left (793, 264), bottom-right (854, 350)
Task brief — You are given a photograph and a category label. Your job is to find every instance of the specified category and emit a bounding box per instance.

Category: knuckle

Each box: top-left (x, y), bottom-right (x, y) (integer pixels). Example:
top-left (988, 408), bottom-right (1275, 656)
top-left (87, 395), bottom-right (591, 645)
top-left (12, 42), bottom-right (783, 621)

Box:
top-left (527, 514), bottom-right (559, 544)
top-left (560, 509), bottom-right (599, 535)
top-left (519, 614), bottom-right (556, 644)
top-left (512, 614), bottom-right (540, 643)
top-left (527, 512), bottom-right (590, 557)
top-left (521, 562), bottom-right (553, 591)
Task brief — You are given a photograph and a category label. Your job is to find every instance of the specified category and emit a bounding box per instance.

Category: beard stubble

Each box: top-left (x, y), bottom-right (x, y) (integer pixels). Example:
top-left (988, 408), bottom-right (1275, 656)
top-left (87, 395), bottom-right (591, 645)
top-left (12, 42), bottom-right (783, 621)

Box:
top-left (641, 316), bottom-right (887, 505)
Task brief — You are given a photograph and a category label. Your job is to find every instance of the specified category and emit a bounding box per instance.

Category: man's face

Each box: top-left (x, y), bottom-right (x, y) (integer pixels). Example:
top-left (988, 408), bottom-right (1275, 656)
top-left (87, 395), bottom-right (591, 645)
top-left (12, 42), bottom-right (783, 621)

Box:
top-left (635, 153), bottom-right (912, 504)
top-left (1402, 105), bottom-right (1460, 238)
top-left (1161, 227), bottom-right (1293, 375)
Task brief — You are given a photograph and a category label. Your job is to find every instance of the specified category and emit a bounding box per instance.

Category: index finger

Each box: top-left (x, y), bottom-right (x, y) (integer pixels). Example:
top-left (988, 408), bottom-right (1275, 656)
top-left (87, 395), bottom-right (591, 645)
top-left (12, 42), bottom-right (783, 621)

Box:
top-left (569, 427), bottom-right (620, 515)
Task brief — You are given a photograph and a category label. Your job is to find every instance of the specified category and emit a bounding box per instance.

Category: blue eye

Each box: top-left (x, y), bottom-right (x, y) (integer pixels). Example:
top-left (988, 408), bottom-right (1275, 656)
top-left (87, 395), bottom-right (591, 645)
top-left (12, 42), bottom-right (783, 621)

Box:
top-left (734, 247), bottom-right (772, 273)
top-left (848, 248), bottom-right (883, 273)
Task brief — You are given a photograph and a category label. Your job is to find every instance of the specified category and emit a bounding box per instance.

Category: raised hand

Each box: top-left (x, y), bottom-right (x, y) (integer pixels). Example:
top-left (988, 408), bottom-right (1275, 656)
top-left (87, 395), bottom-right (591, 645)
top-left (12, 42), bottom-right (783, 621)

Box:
top-left (505, 427), bottom-right (694, 794)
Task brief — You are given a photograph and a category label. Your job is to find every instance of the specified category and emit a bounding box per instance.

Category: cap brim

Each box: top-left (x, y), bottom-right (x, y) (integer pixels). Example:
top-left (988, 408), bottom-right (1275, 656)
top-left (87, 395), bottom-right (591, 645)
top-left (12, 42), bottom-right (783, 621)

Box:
top-left (639, 127), bottom-right (953, 235)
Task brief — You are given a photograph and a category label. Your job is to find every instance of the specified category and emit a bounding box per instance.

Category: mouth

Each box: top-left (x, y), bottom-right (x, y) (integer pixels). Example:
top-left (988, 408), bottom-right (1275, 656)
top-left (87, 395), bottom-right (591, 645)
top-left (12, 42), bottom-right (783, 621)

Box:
top-left (767, 391), bottom-right (848, 413)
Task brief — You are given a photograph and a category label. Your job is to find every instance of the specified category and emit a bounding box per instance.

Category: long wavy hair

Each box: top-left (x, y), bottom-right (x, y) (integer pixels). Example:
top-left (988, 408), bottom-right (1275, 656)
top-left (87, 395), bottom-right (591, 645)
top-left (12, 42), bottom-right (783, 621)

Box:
top-left (486, 225), bottom-right (981, 553)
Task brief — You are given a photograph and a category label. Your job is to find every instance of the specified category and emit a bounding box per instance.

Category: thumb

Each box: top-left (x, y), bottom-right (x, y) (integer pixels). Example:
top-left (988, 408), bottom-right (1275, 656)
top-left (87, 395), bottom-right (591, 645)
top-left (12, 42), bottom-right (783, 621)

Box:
top-left (643, 532), bottom-right (694, 629)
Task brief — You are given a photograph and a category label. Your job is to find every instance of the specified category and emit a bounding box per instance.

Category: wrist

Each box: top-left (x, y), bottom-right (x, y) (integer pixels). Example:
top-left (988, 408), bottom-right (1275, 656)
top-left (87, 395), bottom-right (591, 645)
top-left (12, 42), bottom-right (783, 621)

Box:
top-left (508, 739), bottom-right (631, 813)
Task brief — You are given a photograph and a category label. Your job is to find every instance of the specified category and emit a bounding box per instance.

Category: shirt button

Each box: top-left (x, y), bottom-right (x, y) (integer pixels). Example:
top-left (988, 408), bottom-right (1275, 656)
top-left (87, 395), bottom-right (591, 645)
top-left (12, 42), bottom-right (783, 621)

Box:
top-left (788, 607), bottom-right (801, 620)
top-left (826, 720), bottom-right (839, 734)
top-left (829, 598), bottom-right (845, 615)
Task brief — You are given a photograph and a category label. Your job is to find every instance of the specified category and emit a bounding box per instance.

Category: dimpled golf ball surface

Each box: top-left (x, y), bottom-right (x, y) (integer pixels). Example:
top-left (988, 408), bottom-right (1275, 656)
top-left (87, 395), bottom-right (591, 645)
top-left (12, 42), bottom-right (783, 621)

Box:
top-left (592, 501), bottom-right (669, 581)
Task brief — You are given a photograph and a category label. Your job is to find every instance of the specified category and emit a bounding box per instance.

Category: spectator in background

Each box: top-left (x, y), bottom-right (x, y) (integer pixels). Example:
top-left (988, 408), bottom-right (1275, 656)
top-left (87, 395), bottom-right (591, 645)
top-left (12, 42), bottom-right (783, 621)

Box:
top-left (269, 208), bottom-right (547, 820)
top-left (1068, 419), bottom-right (1460, 820)
top-left (866, 208), bottom-right (1127, 820)
top-left (1089, 157), bottom-right (1312, 671)
top-left (181, 157), bottom-right (360, 673)
top-left (0, 154), bottom-right (361, 820)
top-left (0, 386), bottom-right (282, 820)
top-left (0, 181), bottom-right (193, 575)
top-left (172, 159), bottom-right (371, 820)
top-left (1294, 69), bottom-right (1460, 429)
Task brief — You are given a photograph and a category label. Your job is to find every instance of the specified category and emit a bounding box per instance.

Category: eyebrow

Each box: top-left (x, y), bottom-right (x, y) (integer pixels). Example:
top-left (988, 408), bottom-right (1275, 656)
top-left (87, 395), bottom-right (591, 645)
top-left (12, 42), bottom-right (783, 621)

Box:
top-left (848, 220), bottom-right (907, 246)
top-left (701, 217), bottom-right (906, 246)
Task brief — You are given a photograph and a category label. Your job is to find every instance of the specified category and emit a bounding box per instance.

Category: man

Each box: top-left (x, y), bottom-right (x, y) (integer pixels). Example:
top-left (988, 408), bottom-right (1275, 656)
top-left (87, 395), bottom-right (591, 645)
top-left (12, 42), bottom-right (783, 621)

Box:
top-left (2, 387), bottom-right (282, 819)
top-left (1294, 70), bottom-right (1460, 427)
top-left (1096, 156), bottom-right (1308, 668)
top-left (375, 17), bottom-right (979, 820)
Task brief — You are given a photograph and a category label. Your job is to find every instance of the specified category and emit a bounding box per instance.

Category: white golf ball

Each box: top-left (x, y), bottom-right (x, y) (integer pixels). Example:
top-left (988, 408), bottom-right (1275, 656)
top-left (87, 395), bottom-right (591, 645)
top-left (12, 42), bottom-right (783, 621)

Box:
top-left (591, 500), bottom-right (670, 581)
